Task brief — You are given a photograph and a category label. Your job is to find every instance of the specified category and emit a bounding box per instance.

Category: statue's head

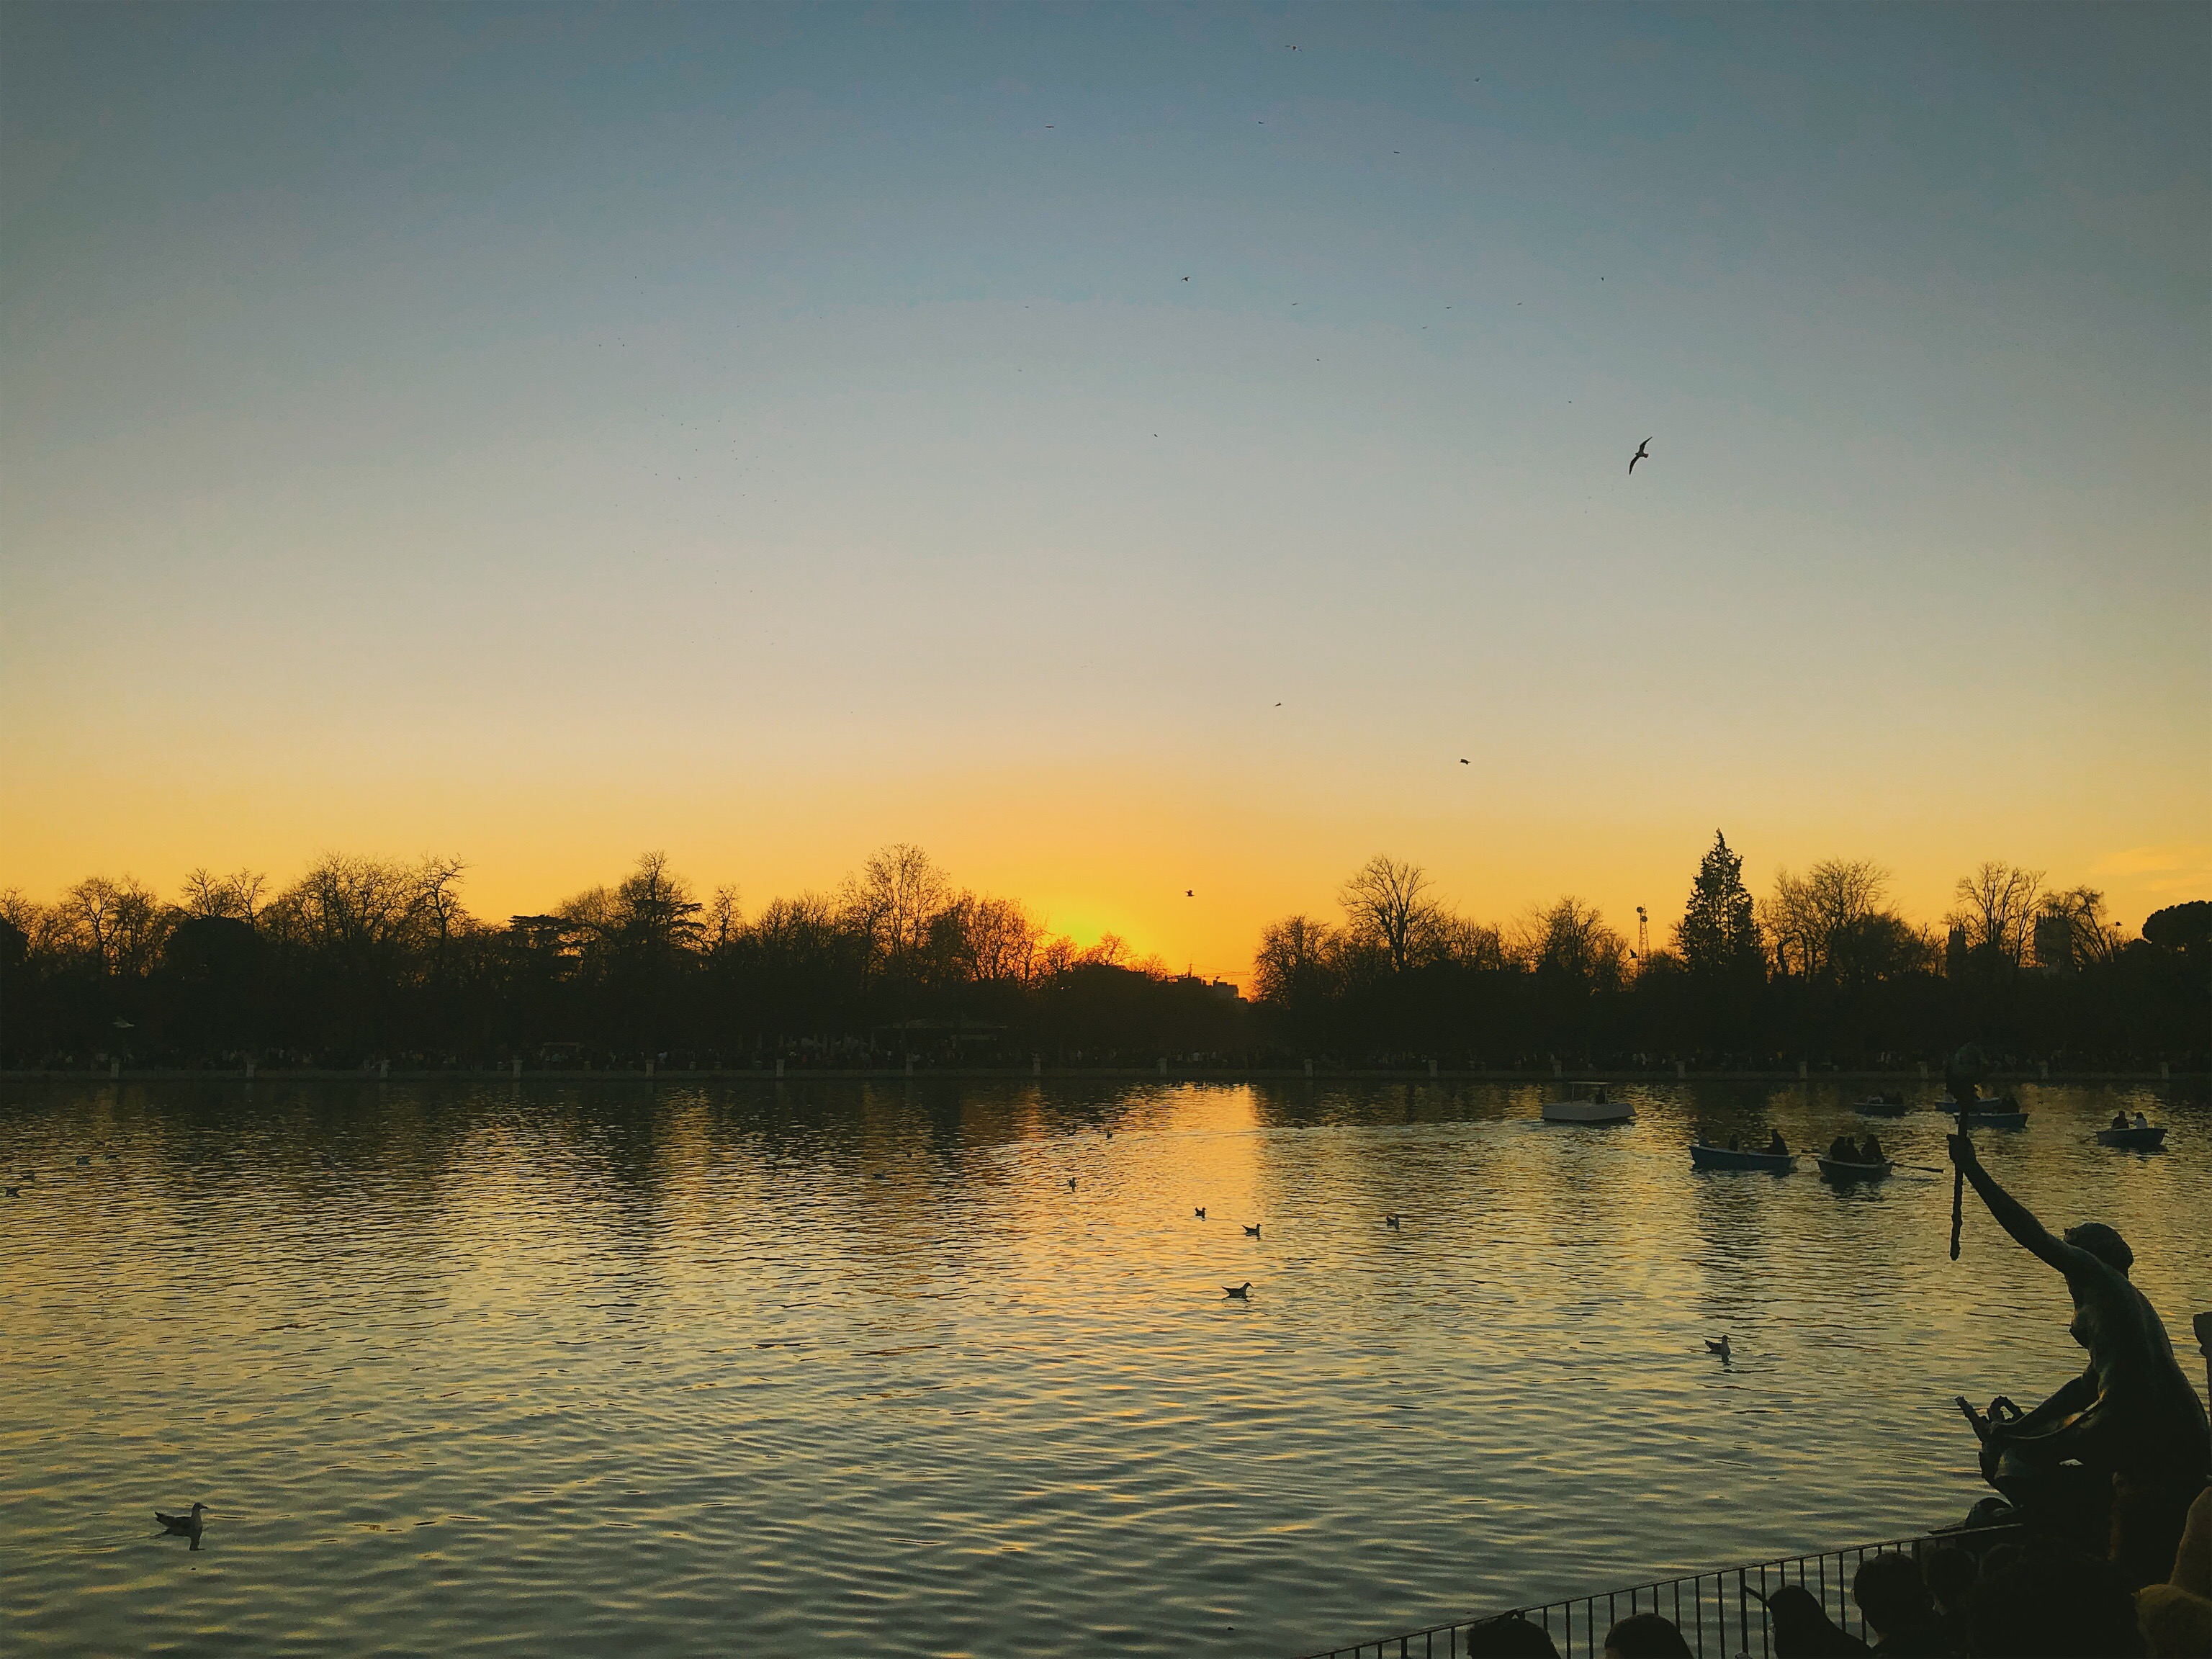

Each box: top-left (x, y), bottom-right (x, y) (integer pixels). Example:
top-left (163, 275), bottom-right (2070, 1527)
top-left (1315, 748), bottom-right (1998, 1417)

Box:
top-left (2064, 1223), bottom-right (2133, 1274)
top-left (1943, 1043), bottom-right (1989, 1098)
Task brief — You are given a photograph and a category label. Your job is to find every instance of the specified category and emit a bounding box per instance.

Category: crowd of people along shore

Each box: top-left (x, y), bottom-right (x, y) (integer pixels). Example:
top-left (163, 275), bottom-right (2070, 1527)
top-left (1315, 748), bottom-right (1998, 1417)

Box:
top-left (1465, 1049), bottom-right (2211, 1658)
top-left (1462, 1493), bottom-right (2211, 1657)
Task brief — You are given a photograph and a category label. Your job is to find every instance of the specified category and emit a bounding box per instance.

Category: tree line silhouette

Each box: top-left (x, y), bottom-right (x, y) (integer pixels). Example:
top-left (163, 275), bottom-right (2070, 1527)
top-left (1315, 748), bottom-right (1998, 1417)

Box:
top-left (1, 835), bottom-right (2204, 1071)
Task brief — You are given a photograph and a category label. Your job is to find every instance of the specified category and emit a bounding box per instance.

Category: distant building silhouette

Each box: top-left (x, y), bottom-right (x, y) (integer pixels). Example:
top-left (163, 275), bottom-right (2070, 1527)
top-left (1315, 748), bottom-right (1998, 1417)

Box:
top-left (2033, 911), bottom-right (2076, 975)
top-left (1946, 925), bottom-right (1969, 979)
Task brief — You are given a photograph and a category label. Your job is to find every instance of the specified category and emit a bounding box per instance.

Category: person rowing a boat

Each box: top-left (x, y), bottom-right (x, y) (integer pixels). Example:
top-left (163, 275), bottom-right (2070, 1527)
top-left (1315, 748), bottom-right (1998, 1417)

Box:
top-left (1766, 1129), bottom-right (1789, 1157)
top-left (2110, 1110), bottom-right (2131, 1131)
top-left (1948, 1132), bottom-right (2211, 1587)
top-left (1858, 1133), bottom-right (1884, 1165)
top-left (1827, 1132), bottom-right (1860, 1164)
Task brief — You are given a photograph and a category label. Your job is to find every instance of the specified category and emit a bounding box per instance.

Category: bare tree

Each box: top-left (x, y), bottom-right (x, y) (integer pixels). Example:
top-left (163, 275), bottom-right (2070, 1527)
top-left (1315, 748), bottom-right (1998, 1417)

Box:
top-left (842, 844), bottom-right (952, 971)
top-left (1436, 915), bottom-right (1509, 971)
top-left (948, 894), bottom-right (1041, 983)
top-left (58, 875), bottom-right (168, 975)
top-left (2039, 885), bottom-right (2122, 970)
top-left (1761, 858), bottom-right (1893, 980)
top-left (1252, 914), bottom-right (1340, 1004)
top-left (1948, 860), bottom-right (2047, 968)
top-left (1338, 855), bottom-right (1444, 974)
top-left (703, 886), bottom-right (743, 952)
top-left (181, 868), bottom-right (267, 922)
top-left (415, 855), bottom-right (469, 971)
top-left (1511, 896), bottom-right (1627, 989)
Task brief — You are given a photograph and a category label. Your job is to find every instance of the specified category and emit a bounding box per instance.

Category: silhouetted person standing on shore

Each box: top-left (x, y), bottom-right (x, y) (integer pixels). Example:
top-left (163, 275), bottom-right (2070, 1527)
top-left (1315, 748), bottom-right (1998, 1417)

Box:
top-left (1948, 1133), bottom-right (2210, 1587)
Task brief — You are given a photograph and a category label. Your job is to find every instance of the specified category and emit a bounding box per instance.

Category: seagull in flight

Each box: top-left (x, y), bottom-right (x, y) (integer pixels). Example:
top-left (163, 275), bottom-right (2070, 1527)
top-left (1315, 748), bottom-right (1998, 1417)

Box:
top-left (1629, 438), bottom-right (1652, 475)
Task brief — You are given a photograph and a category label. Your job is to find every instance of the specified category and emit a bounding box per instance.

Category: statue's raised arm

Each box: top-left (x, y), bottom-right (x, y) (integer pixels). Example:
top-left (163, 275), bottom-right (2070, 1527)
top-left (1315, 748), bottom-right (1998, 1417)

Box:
top-left (1948, 1133), bottom-right (2096, 1278)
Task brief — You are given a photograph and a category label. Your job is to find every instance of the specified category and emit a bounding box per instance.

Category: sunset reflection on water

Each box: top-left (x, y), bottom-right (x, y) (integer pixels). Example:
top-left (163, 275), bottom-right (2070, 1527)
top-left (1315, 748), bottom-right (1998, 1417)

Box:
top-left (4, 1078), bottom-right (2205, 1657)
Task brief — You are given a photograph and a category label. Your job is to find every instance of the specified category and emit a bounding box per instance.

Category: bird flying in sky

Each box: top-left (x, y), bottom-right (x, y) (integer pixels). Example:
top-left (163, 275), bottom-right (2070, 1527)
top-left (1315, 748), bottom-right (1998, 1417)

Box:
top-left (1629, 438), bottom-right (1652, 475)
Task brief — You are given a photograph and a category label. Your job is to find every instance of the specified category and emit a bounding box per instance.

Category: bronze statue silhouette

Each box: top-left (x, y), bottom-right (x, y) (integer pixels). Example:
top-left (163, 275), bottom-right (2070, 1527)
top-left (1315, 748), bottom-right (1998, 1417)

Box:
top-left (1948, 1129), bottom-right (2210, 1586)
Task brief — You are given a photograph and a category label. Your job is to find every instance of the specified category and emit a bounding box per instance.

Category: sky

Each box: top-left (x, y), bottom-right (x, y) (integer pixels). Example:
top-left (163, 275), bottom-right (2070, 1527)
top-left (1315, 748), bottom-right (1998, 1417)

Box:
top-left (3, 2), bottom-right (2207, 979)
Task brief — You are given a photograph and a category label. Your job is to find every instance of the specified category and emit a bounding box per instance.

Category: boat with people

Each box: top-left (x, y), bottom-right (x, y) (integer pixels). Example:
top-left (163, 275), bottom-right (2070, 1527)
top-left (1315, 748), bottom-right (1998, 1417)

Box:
top-left (1941, 1095), bottom-right (2028, 1129)
top-left (1851, 1092), bottom-right (1910, 1116)
top-left (2096, 1120), bottom-right (2167, 1150)
top-left (1689, 1142), bottom-right (1794, 1173)
top-left (1540, 1082), bottom-right (1635, 1124)
top-left (1817, 1154), bottom-right (1894, 1182)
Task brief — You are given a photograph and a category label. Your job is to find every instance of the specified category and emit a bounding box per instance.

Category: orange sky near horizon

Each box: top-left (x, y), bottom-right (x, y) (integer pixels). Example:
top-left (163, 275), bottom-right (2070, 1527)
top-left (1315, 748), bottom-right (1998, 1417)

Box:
top-left (4, 744), bottom-right (2204, 985)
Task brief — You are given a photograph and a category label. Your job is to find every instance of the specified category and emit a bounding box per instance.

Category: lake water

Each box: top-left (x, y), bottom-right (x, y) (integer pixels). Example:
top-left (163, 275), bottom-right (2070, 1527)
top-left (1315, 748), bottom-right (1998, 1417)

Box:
top-left (4, 1077), bottom-right (2206, 1657)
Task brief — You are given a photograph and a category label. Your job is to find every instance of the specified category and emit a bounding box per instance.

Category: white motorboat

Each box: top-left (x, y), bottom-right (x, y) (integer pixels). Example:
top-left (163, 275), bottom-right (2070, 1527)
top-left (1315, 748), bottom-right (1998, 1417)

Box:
top-left (1542, 1082), bottom-right (1635, 1124)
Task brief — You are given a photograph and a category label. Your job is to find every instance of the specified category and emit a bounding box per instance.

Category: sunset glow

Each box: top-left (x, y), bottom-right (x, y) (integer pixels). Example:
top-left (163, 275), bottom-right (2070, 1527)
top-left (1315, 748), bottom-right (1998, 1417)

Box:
top-left (4, 6), bottom-right (2206, 973)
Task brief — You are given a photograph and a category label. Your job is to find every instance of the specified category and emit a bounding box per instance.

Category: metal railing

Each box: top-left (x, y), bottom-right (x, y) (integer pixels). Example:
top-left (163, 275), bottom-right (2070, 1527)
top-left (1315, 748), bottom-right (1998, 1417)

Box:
top-left (1298, 1522), bottom-right (2022, 1659)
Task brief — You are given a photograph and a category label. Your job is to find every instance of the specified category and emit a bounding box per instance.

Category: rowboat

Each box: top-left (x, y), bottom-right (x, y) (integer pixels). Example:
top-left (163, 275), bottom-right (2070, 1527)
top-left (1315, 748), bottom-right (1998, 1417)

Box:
top-left (1690, 1143), bottom-right (1794, 1172)
top-left (1817, 1156), bottom-right (1894, 1182)
top-left (1542, 1082), bottom-right (1635, 1125)
top-left (2095, 1125), bottom-right (2167, 1150)
top-left (1941, 1097), bottom-right (2029, 1129)
top-left (1852, 1094), bottom-right (1910, 1117)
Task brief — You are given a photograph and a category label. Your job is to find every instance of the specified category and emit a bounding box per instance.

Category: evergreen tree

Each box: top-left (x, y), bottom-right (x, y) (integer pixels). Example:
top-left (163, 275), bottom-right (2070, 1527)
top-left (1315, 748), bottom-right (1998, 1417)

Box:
top-left (1677, 831), bottom-right (1763, 979)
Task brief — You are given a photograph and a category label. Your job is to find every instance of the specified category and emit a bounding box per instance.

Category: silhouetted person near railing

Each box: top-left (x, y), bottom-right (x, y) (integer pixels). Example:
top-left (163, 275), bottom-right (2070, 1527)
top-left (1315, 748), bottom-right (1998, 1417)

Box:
top-left (1763, 1585), bottom-right (1871, 1656)
top-left (1464, 1611), bottom-right (1562, 1657)
top-left (1601, 1610), bottom-right (1693, 1659)
top-left (1851, 1552), bottom-right (1952, 1656)
top-left (2134, 1485), bottom-right (2212, 1658)
top-left (1964, 1544), bottom-right (2143, 1657)
top-left (1948, 1133), bottom-right (2211, 1588)
top-left (1920, 1546), bottom-right (1979, 1652)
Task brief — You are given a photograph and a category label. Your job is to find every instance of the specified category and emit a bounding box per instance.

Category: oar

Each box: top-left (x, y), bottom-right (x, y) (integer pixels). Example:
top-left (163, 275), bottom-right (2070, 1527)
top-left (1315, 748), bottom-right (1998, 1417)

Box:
top-left (1949, 1107), bottom-right (1967, 1261)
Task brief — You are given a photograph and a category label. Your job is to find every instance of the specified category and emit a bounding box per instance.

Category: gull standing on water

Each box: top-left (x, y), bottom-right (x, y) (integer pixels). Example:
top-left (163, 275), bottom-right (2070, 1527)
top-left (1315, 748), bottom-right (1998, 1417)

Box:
top-left (1243, 1223), bottom-right (1262, 1238)
top-left (1223, 1282), bottom-right (1251, 1299)
top-left (1705, 1335), bottom-right (1731, 1361)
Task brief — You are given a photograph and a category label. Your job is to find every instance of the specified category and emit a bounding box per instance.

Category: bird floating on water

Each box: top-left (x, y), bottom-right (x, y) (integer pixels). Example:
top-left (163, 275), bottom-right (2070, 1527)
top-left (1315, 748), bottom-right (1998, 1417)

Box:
top-left (1067, 1177), bottom-right (1077, 1190)
top-left (1706, 1335), bottom-right (1731, 1361)
top-left (1629, 437), bottom-right (1652, 475)
top-left (156, 1502), bottom-right (207, 1549)
top-left (1194, 1207), bottom-right (1205, 1218)
top-left (76, 1155), bottom-right (90, 1166)
top-left (1385, 1213), bottom-right (1401, 1229)
top-left (1223, 1282), bottom-right (1251, 1299)
top-left (1243, 1223), bottom-right (1262, 1238)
